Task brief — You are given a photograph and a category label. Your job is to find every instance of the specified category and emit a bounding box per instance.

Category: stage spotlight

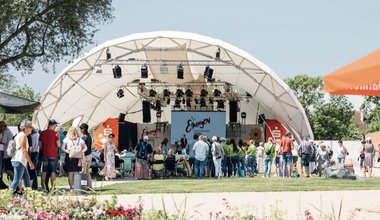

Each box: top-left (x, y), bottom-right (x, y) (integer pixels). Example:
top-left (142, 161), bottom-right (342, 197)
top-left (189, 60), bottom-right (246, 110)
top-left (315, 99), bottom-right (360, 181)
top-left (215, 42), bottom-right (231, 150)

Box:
top-left (200, 97), bottom-right (207, 107)
top-left (209, 98), bottom-right (214, 105)
top-left (213, 89), bottom-right (221, 97)
top-left (177, 64), bottom-right (184, 79)
top-left (149, 89), bottom-right (157, 97)
top-left (106, 48), bottom-right (111, 60)
top-left (204, 65), bottom-right (214, 81)
top-left (200, 88), bottom-right (208, 97)
top-left (116, 89), bottom-right (124, 98)
top-left (186, 98), bottom-right (191, 107)
top-left (185, 88), bottom-right (193, 97)
top-left (241, 112), bottom-right (247, 119)
top-left (141, 64), bottom-right (148, 78)
top-left (217, 100), bottom-right (225, 109)
top-left (176, 89), bottom-right (184, 98)
top-left (163, 89), bottom-right (171, 97)
top-left (166, 98), bottom-right (171, 105)
top-left (194, 98), bottom-right (199, 105)
top-left (113, 65), bottom-right (122, 79)
top-left (182, 98), bottom-right (186, 104)
top-left (215, 47), bottom-right (221, 60)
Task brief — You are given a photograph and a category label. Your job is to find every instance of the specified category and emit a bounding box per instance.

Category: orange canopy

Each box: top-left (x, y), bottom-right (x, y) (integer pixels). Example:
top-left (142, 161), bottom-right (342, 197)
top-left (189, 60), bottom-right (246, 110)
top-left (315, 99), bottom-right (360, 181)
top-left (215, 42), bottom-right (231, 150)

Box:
top-left (323, 49), bottom-right (380, 96)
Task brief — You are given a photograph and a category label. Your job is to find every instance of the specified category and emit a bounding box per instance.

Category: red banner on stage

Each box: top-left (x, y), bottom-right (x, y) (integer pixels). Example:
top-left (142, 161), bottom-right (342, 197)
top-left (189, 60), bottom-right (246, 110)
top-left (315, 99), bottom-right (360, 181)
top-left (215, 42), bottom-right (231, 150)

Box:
top-left (265, 119), bottom-right (287, 141)
top-left (93, 118), bottom-right (119, 151)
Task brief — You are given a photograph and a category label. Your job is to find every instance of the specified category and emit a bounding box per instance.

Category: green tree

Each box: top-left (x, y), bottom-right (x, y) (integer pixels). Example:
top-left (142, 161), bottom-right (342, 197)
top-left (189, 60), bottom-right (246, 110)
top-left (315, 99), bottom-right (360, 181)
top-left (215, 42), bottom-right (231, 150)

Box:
top-left (312, 95), bottom-right (360, 140)
top-left (360, 96), bottom-right (380, 133)
top-left (0, 0), bottom-right (113, 73)
top-left (0, 72), bottom-right (18, 93)
top-left (284, 75), bottom-right (324, 117)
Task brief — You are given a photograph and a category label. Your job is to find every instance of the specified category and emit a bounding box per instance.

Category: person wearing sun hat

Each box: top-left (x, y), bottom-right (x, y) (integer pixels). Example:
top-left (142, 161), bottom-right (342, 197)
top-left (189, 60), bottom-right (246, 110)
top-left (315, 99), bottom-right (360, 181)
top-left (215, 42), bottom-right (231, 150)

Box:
top-left (39, 119), bottom-right (60, 192)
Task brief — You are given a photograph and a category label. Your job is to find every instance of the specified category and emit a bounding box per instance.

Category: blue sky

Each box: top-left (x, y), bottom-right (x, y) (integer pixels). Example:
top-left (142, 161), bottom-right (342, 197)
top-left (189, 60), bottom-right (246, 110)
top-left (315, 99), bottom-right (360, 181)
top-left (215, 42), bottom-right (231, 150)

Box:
top-left (16, 0), bottom-right (380, 109)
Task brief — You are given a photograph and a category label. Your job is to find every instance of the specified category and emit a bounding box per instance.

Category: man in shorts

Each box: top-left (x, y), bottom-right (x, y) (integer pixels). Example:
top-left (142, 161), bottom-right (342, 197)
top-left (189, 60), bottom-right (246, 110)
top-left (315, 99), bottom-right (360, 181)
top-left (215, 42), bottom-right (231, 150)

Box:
top-left (39, 119), bottom-right (60, 192)
top-left (280, 132), bottom-right (293, 177)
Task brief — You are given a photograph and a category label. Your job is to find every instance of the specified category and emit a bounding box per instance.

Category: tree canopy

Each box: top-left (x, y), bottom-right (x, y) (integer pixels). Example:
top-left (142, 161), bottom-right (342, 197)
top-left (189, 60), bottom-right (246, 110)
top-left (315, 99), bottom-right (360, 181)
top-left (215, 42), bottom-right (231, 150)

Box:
top-left (0, 0), bottom-right (113, 73)
top-left (285, 74), bottom-right (361, 140)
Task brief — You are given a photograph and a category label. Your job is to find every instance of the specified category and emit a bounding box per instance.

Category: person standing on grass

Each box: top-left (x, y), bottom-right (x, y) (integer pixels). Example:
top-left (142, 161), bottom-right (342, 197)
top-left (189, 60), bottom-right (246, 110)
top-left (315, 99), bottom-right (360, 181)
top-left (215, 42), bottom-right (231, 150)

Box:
top-left (263, 137), bottom-right (275, 177)
top-left (61, 127), bottom-right (87, 191)
top-left (274, 139), bottom-right (281, 177)
top-left (192, 135), bottom-right (208, 179)
top-left (246, 140), bottom-right (256, 177)
top-left (57, 127), bottom-right (66, 177)
top-left (280, 132), bottom-right (293, 177)
top-left (337, 140), bottom-right (348, 164)
top-left (79, 123), bottom-right (93, 190)
top-left (0, 121), bottom-right (14, 180)
top-left (39, 119), bottom-right (60, 192)
top-left (10, 120), bottom-right (35, 195)
top-left (211, 136), bottom-right (223, 178)
top-left (363, 138), bottom-right (375, 178)
top-left (186, 134), bottom-right (198, 171)
top-left (299, 138), bottom-right (313, 178)
top-left (29, 128), bottom-right (39, 190)
top-left (256, 142), bottom-right (264, 174)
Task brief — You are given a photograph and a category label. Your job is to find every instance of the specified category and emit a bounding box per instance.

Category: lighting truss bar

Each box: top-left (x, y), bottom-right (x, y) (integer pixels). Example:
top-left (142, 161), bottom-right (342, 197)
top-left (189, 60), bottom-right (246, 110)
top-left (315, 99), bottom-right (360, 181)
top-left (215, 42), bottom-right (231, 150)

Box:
top-left (95, 59), bottom-right (234, 66)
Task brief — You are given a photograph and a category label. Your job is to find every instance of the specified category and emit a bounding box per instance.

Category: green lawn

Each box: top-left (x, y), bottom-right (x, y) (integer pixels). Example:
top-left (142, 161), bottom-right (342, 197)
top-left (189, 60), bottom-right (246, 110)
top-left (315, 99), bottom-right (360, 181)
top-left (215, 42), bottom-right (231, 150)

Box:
top-left (3, 175), bottom-right (380, 195)
top-left (95, 176), bottom-right (380, 195)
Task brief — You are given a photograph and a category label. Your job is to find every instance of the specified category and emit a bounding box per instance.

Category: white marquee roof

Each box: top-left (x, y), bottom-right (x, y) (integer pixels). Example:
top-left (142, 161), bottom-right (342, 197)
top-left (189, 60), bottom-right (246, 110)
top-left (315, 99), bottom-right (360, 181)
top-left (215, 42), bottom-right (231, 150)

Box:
top-left (33, 31), bottom-right (313, 141)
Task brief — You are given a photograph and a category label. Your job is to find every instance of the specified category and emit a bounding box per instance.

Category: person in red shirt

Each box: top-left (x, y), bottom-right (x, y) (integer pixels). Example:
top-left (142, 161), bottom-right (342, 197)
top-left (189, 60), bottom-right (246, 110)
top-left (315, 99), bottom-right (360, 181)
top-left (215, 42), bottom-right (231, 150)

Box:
top-left (281, 132), bottom-right (293, 177)
top-left (39, 119), bottom-right (60, 192)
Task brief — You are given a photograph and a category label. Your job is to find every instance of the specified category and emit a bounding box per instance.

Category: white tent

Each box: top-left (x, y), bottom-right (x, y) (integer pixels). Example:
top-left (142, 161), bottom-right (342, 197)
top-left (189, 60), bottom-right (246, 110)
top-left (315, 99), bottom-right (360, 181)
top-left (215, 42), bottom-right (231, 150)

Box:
top-left (33, 31), bottom-right (313, 141)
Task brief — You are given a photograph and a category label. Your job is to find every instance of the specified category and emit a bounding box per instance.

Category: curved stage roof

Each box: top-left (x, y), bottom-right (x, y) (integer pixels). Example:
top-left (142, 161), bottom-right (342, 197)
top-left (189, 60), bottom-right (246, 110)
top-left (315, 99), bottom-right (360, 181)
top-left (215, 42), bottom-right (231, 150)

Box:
top-left (33, 31), bottom-right (313, 141)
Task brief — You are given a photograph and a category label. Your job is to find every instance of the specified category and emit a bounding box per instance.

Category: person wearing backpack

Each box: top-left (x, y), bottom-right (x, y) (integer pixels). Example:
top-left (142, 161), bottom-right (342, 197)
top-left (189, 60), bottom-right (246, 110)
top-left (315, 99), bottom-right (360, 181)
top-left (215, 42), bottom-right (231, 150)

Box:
top-left (10, 120), bottom-right (35, 194)
top-left (263, 137), bottom-right (275, 177)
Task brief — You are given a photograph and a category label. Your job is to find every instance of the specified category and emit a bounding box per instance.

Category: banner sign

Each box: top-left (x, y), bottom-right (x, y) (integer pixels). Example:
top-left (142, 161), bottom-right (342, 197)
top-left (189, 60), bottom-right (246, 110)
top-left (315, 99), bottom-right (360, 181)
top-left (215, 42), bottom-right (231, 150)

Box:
top-left (93, 118), bottom-right (119, 151)
top-left (171, 111), bottom-right (226, 144)
top-left (265, 119), bottom-right (287, 141)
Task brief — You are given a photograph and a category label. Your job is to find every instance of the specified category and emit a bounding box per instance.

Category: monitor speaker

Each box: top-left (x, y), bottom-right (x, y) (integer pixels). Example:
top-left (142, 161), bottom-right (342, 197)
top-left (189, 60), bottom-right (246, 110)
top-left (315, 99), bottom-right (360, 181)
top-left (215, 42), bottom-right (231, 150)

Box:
top-left (229, 100), bottom-right (238, 123)
top-left (142, 101), bottom-right (151, 123)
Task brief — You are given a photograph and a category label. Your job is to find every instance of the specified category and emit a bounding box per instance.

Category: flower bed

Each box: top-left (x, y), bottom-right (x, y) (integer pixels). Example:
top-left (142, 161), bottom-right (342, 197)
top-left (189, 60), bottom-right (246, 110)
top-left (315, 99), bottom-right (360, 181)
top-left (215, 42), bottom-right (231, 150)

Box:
top-left (0, 190), bottom-right (143, 219)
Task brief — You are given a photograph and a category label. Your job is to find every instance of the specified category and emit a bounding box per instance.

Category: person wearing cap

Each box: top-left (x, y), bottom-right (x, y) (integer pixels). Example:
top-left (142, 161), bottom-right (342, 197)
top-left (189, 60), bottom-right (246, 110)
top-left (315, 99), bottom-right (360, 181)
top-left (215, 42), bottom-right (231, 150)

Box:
top-left (39, 119), bottom-right (60, 192)
top-left (80, 123), bottom-right (93, 189)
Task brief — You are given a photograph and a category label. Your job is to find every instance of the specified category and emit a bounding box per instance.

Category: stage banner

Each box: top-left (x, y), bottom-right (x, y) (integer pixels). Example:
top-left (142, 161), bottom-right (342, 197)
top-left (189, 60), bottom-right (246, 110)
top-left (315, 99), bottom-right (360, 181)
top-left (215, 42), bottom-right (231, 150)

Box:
top-left (93, 118), bottom-right (119, 151)
top-left (171, 111), bottom-right (226, 144)
top-left (265, 119), bottom-right (287, 141)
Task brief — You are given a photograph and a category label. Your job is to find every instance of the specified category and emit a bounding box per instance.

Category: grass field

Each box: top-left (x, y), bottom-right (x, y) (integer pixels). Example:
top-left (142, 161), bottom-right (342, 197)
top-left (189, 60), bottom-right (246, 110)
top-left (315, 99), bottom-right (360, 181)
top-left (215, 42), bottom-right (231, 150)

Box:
top-left (3, 174), bottom-right (380, 194)
top-left (94, 176), bottom-right (380, 195)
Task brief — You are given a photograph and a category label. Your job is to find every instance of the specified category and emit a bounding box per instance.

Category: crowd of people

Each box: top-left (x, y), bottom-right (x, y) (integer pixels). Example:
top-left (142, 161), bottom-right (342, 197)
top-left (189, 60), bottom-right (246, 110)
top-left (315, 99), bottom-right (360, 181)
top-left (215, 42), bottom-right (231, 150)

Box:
top-left (1, 119), bottom-right (379, 195)
top-left (132, 132), bottom-right (380, 180)
top-left (0, 119), bottom-right (95, 194)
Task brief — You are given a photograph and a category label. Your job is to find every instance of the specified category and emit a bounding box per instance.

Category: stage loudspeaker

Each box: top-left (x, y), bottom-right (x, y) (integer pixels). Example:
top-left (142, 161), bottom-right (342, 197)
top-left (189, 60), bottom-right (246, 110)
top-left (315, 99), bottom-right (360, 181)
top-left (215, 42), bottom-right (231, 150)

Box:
top-left (258, 114), bottom-right (266, 124)
top-left (118, 113), bottom-right (126, 122)
top-left (229, 100), bottom-right (238, 123)
top-left (118, 122), bottom-right (127, 151)
top-left (113, 65), bottom-right (122, 79)
top-left (142, 101), bottom-right (151, 123)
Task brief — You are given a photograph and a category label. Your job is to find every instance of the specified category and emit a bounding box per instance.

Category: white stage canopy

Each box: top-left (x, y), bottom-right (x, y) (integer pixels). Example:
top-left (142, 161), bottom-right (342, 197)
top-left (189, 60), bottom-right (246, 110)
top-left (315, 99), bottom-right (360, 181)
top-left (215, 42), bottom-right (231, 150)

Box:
top-left (33, 31), bottom-right (313, 141)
